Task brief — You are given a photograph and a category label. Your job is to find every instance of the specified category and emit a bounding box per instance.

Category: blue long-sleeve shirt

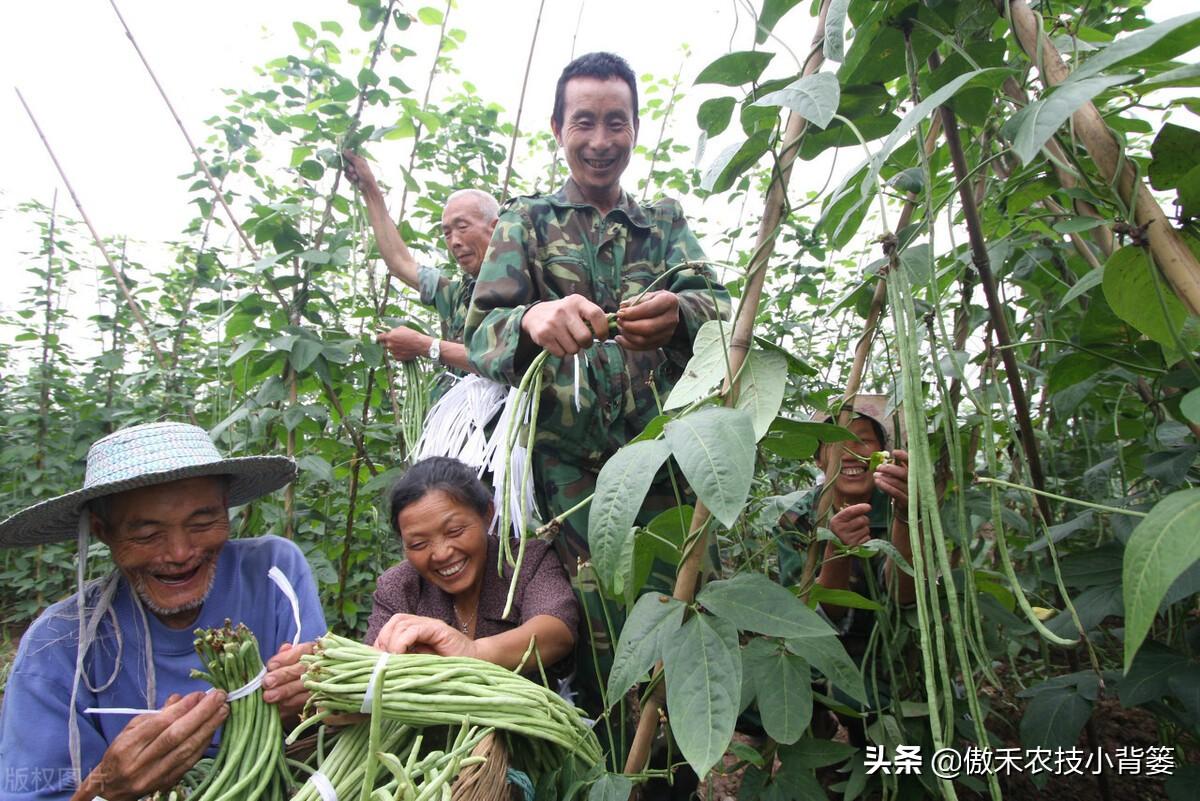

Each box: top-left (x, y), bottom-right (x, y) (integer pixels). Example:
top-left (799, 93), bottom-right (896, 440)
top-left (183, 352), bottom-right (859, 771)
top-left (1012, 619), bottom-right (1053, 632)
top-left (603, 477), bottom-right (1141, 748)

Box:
top-left (0, 536), bottom-right (326, 799)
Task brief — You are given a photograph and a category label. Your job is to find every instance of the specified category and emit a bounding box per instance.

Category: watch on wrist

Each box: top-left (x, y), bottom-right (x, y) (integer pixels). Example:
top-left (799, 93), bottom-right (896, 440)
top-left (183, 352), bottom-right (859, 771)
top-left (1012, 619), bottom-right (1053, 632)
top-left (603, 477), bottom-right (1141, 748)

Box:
top-left (427, 338), bottom-right (441, 361)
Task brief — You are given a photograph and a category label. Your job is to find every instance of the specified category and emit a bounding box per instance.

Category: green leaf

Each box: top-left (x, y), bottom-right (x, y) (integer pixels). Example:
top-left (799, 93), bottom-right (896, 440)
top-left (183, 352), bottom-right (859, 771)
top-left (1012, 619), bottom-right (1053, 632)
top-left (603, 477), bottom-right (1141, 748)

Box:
top-left (1019, 684), bottom-right (1093, 750)
top-left (749, 648), bottom-right (813, 744)
top-left (1119, 642), bottom-right (1191, 706)
top-left (1122, 488), bottom-right (1200, 672)
top-left (695, 51), bottom-right (775, 87)
top-left (1167, 665), bottom-right (1200, 723)
top-left (588, 439), bottom-right (672, 596)
top-left (664, 319), bottom-right (729, 410)
top-left (753, 336), bottom-right (817, 375)
top-left (823, 0), bottom-right (851, 62)
top-left (607, 593), bottom-right (685, 706)
top-left (751, 72), bottom-right (840, 129)
top-left (701, 129), bottom-right (772, 193)
top-left (289, 339), bottom-right (323, 373)
top-left (1005, 74), bottom-right (1136, 165)
top-left (1053, 216), bottom-right (1106, 234)
top-left (1149, 123), bottom-right (1200, 189)
top-left (699, 572), bottom-right (837, 638)
top-left (1057, 266), bottom-right (1104, 310)
top-left (786, 635), bottom-right (866, 704)
top-left (1102, 246), bottom-right (1191, 350)
top-left (735, 348), bottom-right (788, 441)
top-left (296, 454), bottom-right (334, 484)
top-left (863, 68), bottom-right (1006, 193)
top-left (1139, 62), bottom-right (1200, 90)
top-left (293, 21), bottom-right (316, 42)
top-left (1066, 12), bottom-right (1200, 84)
top-left (417, 6), bottom-right (444, 25)
top-left (588, 773), bottom-right (634, 801)
top-left (663, 407), bottom-right (756, 528)
top-left (698, 97), bottom-right (737, 138)
top-left (662, 614), bottom-right (742, 777)
top-left (298, 159), bottom-right (326, 181)
top-left (1181, 387), bottom-right (1200, 425)
top-left (756, 0), bottom-right (804, 44)
top-left (806, 585), bottom-right (884, 612)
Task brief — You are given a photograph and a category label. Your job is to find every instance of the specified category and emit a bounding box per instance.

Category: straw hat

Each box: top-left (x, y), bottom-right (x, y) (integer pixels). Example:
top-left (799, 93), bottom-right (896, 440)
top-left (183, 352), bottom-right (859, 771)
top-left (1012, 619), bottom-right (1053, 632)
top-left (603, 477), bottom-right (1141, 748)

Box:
top-left (814, 393), bottom-right (905, 451)
top-left (0, 422), bottom-right (296, 548)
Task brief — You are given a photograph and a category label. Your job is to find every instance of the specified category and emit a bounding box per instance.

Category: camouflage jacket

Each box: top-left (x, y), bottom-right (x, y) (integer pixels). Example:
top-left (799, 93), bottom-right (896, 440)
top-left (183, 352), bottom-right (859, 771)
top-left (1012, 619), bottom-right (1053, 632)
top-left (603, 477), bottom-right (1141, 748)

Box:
top-left (464, 179), bottom-right (731, 469)
top-left (417, 264), bottom-right (473, 387)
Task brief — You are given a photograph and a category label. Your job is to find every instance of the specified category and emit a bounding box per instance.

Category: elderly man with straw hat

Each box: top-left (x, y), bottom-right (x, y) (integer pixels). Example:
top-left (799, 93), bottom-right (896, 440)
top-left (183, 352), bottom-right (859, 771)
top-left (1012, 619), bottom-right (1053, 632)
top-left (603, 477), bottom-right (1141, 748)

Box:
top-left (0, 422), bottom-right (326, 801)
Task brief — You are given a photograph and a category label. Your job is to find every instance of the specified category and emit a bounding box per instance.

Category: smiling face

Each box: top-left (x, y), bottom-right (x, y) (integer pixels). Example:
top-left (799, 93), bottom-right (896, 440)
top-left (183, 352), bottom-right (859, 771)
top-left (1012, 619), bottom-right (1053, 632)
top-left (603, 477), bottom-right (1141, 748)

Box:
top-left (92, 476), bottom-right (229, 629)
top-left (551, 76), bottom-right (638, 213)
top-left (818, 417), bottom-right (885, 504)
top-left (440, 194), bottom-right (498, 277)
top-left (396, 489), bottom-right (490, 602)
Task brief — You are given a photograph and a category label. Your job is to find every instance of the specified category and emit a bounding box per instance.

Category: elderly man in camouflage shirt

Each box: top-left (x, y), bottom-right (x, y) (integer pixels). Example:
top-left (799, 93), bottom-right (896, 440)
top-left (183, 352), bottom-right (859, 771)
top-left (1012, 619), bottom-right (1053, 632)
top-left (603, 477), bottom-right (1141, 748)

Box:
top-left (464, 52), bottom-right (731, 566)
top-left (343, 150), bottom-right (497, 386)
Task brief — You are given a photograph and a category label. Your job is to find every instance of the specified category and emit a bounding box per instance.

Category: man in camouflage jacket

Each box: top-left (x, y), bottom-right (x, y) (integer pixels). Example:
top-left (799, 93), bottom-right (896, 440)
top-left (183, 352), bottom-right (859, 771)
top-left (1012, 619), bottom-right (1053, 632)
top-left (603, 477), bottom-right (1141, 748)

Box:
top-left (343, 150), bottom-right (497, 392)
top-left (464, 52), bottom-right (731, 566)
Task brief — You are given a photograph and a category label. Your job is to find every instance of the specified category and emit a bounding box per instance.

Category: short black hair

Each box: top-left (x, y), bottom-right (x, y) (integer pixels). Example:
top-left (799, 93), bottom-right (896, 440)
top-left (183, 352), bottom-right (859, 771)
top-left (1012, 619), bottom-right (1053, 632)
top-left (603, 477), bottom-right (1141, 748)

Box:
top-left (552, 51), bottom-right (639, 130)
top-left (388, 457), bottom-right (492, 534)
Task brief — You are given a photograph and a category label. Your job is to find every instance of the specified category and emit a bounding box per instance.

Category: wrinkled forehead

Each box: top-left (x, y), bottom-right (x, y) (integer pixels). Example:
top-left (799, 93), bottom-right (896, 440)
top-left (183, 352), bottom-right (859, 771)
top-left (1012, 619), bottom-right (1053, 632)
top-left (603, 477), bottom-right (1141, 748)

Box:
top-left (99, 475), bottom-right (230, 523)
top-left (561, 76), bottom-right (636, 120)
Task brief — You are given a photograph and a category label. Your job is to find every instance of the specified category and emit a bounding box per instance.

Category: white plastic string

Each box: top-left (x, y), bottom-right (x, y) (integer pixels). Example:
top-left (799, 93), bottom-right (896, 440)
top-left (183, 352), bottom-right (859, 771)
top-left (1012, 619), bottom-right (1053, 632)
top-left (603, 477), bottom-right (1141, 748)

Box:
top-left (307, 771), bottom-right (338, 801)
top-left (360, 651), bottom-right (390, 714)
top-left (573, 353), bottom-right (582, 412)
top-left (85, 565), bottom-right (303, 715)
top-left (267, 566), bottom-right (302, 647)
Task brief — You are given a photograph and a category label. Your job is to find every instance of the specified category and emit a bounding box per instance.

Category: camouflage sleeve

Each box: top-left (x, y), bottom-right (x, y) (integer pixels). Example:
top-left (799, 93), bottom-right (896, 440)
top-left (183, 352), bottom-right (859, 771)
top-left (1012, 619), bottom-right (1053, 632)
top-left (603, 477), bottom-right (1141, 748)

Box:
top-left (776, 487), bottom-right (818, 587)
top-left (465, 207), bottom-right (539, 386)
top-left (659, 199), bottom-right (732, 365)
top-left (417, 264), bottom-right (448, 308)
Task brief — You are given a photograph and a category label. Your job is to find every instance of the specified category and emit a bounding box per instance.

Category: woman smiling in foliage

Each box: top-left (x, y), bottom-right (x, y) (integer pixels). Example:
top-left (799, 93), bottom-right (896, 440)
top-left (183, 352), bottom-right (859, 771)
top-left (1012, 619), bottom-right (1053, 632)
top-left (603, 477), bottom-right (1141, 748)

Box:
top-left (365, 457), bottom-right (579, 674)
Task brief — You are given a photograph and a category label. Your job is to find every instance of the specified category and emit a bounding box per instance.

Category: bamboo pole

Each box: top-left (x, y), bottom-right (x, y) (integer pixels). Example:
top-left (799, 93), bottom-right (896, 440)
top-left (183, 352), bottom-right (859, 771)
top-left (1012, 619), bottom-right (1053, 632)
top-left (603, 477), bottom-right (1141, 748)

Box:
top-left (998, 0), bottom-right (1200, 314)
top-left (623, 0), bottom-right (834, 777)
top-left (500, 0), bottom-right (547, 202)
top-left (16, 89), bottom-right (174, 380)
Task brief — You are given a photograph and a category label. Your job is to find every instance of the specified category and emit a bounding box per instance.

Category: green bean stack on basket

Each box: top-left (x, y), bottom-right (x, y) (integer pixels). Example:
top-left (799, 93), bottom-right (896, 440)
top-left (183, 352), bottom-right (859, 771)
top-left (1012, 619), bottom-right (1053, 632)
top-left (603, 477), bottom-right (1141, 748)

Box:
top-left (299, 633), bottom-right (603, 798)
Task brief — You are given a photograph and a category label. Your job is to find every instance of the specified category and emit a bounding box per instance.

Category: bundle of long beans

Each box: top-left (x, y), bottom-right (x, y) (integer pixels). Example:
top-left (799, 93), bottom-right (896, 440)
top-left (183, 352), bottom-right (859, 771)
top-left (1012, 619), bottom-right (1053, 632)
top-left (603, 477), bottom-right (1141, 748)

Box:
top-left (291, 719), bottom-right (487, 801)
top-left (401, 359), bottom-right (432, 456)
top-left (186, 622), bottom-right (292, 801)
top-left (299, 634), bottom-right (602, 766)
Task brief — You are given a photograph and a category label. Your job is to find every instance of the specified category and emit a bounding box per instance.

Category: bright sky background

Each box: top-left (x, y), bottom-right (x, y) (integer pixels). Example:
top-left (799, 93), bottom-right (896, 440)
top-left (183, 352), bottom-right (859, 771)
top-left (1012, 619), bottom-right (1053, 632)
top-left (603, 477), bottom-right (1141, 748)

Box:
top-left (0, 0), bottom-right (1194, 351)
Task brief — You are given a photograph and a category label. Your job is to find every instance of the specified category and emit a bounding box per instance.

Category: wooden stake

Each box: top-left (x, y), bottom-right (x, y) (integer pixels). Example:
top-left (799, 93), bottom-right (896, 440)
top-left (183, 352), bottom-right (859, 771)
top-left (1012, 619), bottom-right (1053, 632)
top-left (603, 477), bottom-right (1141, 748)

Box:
top-left (500, 0), bottom-right (547, 202)
top-left (16, 88), bottom-right (172, 378)
top-left (999, 0), bottom-right (1200, 314)
top-left (623, 0), bottom-right (834, 777)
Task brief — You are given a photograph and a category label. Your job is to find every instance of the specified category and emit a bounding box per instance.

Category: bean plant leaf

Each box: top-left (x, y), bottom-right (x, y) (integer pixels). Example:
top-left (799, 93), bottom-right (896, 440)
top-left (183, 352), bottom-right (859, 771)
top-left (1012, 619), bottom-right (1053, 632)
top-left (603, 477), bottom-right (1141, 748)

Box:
top-left (1004, 74), bottom-right (1136, 165)
top-left (1065, 12), bottom-right (1200, 84)
top-left (698, 97), bottom-right (737, 138)
top-left (1119, 642), bottom-right (1191, 706)
top-left (607, 593), bottom-right (685, 707)
top-left (749, 648), bottom-right (813, 744)
top-left (664, 408), bottom-right (756, 528)
top-left (735, 348), bottom-right (788, 441)
top-left (588, 439), bottom-right (672, 596)
top-left (701, 129), bottom-right (773, 193)
top-left (863, 68), bottom-right (1006, 197)
top-left (664, 320), bottom-right (730, 410)
top-left (1101, 246), bottom-right (1192, 350)
top-left (290, 339), bottom-right (323, 372)
top-left (751, 72), bottom-right (841, 129)
top-left (756, 0), bottom-right (804, 44)
top-left (1019, 684), bottom-right (1094, 750)
top-left (588, 773), bottom-right (634, 801)
top-left (699, 572), bottom-right (836, 638)
top-left (662, 614), bottom-right (742, 778)
top-left (695, 51), bottom-right (776, 87)
top-left (823, 0), bottom-right (852, 62)
top-left (1122, 488), bottom-right (1200, 672)
top-left (1181, 387), bottom-right (1200, 425)
top-left (1139, 62), bottom-right (1200, 90)
top-left (1057, 266), bottom-right (1105, 310)
top-left (786, 634), bottom-right (867, 704)
top-left (1149, 123), bottom-right (1200, 190)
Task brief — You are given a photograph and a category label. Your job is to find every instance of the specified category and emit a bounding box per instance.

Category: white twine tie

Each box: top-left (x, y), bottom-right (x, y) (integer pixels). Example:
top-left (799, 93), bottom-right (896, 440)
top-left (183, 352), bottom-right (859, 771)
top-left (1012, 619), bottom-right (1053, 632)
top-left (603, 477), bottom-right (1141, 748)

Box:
top-left (307, 771), bottom-right (338, 801)
top-left (360, 651), bottom-right (391, 714)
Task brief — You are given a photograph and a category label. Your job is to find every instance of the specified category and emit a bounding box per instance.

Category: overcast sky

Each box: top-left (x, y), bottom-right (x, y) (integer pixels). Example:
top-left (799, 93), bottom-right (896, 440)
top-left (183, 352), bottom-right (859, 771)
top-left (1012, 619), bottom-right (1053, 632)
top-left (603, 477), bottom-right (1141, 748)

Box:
top-left (0, 0), bottom-right (1194, 346)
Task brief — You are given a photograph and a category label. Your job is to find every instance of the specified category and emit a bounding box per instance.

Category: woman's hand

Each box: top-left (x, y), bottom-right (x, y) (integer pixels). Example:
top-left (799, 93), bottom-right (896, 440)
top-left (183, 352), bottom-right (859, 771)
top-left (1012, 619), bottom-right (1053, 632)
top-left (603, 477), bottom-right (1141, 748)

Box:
top-left (829, 503), bottom-right (873, 548)
top-left (373, 613), bottom-right (479, 659)
top-left (262, 641), bottom-right (316, 720)
top-left (873, 448), bottom-right (909, 512)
